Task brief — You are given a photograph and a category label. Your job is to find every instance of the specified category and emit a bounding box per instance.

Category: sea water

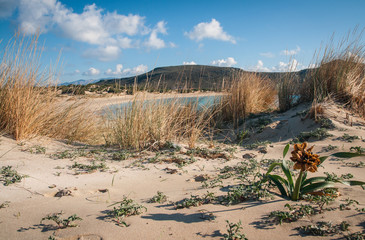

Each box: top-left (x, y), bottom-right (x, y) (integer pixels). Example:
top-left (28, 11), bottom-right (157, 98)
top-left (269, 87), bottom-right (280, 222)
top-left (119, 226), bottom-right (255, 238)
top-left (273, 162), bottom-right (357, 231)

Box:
top-left (105, 95), bottom-right (221, 113)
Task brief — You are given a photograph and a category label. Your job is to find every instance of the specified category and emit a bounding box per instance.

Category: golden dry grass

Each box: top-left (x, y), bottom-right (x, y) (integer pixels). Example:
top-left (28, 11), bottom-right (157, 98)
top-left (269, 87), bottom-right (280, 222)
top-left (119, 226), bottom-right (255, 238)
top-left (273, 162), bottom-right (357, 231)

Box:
top-left (300, 28), bottom-right (365, 117)
top-left (103, 94), bottom-right (219, 150)
top-left (0, 34), bottom-right (99, 142)
top-left (218, 72), bottom-right (276, 127)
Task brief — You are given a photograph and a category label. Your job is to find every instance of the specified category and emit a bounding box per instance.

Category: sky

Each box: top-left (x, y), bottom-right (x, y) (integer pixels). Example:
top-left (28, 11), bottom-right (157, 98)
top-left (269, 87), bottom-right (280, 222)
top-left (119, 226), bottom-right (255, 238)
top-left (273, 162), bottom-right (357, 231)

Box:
top-left (0, 0), bottom-right (364, 83)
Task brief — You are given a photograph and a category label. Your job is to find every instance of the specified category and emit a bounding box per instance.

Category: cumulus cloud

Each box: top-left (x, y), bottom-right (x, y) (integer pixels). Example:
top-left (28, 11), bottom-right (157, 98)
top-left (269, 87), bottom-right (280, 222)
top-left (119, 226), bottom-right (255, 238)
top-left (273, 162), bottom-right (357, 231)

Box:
top-left (247, 59), bottom-right (305, 72)
top-left (281, 46), bottom-right (301, 56)
top-left (272, 59), bottom-right (301, 71)
top-left (144, 21), bottom-right (171, 49)
top-left (105, 64), bottom-right (124, 76)
top-left (82, 67), bottom-right (100, 76)
top-left (185, 19), bottom-right (236, 43)
top-left (260, 52), bottom-right (275, 58)
top-left (83, 45), bottom-right (121, 62)
top-left (105, 64), bottom-right (148, 76)
top-left (183, 61), bottom-right (197, 65)
top-left (125, 64), bottom-right (148, 75)
top-left (211, 57), bottom-right (237, 67)
top-left (8, 0), bottom-right (170, 61)
top-left (248, 60), bottom-right (271, 72)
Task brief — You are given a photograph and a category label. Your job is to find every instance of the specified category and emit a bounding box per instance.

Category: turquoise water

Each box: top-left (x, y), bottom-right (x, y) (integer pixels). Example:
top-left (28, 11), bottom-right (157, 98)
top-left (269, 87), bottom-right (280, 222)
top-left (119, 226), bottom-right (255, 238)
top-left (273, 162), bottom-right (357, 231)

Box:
top-left (106, 95), bottom-right (221, 113)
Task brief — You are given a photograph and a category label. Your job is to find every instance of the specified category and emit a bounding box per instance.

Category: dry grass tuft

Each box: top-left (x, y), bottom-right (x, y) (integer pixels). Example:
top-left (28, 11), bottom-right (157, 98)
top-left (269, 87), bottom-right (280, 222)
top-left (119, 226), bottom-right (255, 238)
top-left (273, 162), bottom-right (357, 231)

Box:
top-left (301, 28), bottom-right (365, 117)
top-left (0, 34), bottom-right (99, 142)
top-left (219, 72), bottom-right (276, 127)
top-left (103, 94), bottom-right (218, 150)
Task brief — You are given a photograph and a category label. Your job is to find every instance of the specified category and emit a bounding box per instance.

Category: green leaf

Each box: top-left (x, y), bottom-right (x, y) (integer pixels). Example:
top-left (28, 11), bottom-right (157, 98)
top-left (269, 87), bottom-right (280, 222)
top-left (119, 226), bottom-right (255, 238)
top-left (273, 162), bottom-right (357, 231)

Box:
top-left (301, 181), bottom-right (336, 194)
top-left (302, 176), bottom-right (327, 187)
top-left (266, 162), bottom-right (282, 175)
top-left (319, 156), bottom-right (328, 165)
top-left (283, 144), bottom-right (290, 158)
top-left (331, 152), bottom-right (365, 158)
top-left (267, 174), bottom-right (288, 197)
top-left (340, 180), bottom-right (365, 187)
top-left (281, 160), bottom-right (294, 194)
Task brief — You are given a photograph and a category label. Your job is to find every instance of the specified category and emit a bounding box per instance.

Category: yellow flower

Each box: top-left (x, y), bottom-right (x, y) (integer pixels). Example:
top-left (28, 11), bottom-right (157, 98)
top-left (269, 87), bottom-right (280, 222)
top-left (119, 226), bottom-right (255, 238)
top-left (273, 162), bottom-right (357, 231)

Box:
top-left (290, 142), bottom-right (320, 172)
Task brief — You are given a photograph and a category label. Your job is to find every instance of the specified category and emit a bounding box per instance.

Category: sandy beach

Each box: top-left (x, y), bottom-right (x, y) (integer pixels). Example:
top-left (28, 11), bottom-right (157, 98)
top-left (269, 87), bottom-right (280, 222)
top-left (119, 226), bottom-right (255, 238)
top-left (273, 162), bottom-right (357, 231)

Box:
top-left (1, 98), bottom-right (364, 240)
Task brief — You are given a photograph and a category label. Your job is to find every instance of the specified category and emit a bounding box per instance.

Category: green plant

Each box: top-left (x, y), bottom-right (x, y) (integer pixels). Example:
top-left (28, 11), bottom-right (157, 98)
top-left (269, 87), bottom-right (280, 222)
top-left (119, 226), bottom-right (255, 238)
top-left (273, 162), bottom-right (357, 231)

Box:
top-left (291, 128), bottom-right (332, 143)
top-left (297, 221), bottom-right (349, 236)
top-left (223, 220), bottom-right (248, 240)
top-left (350, 146), bottom-right (365, 154)
top-left (187, 147), bottom-right (230, 160)
top-left (344, 231), bottom-right (365, 240)
top-left (175, 192), bottom-right (216, 209)
top-left (269, 203), bottom-right (320, 225)
top-left (322, 144), bottom-right (338, 152)
top-left (340, 134), bottom-right (359, 142)
top-left (339, 198), bottom-right (359, 210)
top-left (107, 197), bottom-right (147, 227)
top-left (0, 166), bottom-right (26, 186)
top-left (0, 201), bottom-right (10, 209)
top-left (70, 161), bottom-right (107, 174)
top-left (52, 149), bottom-right (90, 159)
top-left (249, 117), bottom-right (272, 133)
top-left (236, 130), bottom-right (250, 144)
top-left (26, 145), bottom-right (46, 154)
top-left (244, 140), bottom-right (271, 150)
top-left (266, 143), bottom-right (365, 201)
top-left (318, 117), bottom-right (335, 129)
top-left (111, 150), bottom-right (130, 161)
top-left (148, 191), bottom-right (167, 203)
top-left (41, 212), bottom-right (82, 229)
top-left (302, 191), bottom-right (336, 212)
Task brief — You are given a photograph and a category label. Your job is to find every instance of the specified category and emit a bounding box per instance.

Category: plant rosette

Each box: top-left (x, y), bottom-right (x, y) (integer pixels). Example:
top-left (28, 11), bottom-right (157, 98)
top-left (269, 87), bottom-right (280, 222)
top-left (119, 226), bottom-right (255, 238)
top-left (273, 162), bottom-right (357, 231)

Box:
top-left (266, 142), bottom-right (365, 201)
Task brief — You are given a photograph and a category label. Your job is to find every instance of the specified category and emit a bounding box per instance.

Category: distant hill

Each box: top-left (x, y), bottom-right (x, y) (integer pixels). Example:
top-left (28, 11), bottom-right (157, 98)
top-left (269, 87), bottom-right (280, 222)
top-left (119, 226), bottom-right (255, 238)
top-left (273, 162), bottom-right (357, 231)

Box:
top-left (60, 79), bottom-right (101, 86)
top-left (94, 65), bottom-right (309, 91)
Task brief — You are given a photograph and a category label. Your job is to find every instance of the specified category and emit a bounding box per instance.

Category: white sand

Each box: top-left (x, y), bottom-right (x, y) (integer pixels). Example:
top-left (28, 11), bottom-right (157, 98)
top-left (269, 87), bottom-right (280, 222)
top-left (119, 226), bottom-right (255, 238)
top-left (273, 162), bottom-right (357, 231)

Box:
top-left (1, 100), bottom-right (365, 240)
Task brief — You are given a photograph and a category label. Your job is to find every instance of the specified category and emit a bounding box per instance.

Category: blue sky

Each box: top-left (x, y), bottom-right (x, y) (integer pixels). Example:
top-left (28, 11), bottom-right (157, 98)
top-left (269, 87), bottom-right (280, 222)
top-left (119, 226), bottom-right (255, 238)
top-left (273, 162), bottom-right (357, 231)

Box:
top-left (0, 0), bottom-right (364, 83)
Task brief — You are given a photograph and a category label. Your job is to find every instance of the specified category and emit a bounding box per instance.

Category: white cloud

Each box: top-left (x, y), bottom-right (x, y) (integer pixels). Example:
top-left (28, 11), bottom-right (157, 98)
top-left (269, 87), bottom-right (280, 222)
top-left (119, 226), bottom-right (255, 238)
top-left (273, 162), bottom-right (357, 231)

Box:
top-left (308, 63), bottom-right (317, 69)
top-left (82, 67), bottom-right (100, 76)
top-left (105, 64), bottom-right (124, 76)
top-left (145, 21), bottom-right (170, 49)
top-left (123, 64), bottom-right (148, 75)
top-left (183, 61), bottom-right (197, 65)
top-left (10, 0), bottom-right (170, 61)
top-left (211, 57), bottom-right (237, 67)
top-left (260, 52), bottom-right (275, 58)
top-left (105, 64), bottom-right (148, 76)
top-left (83, 45), bottom-right (121, 62)
top-left (272, 59), bottom-right (301, 72)
top-left (248, 60), bottom-right (271, 72)
top-left (247, 59), bottom-right (304, 72)
top-left (281, 46), bottom-right (301, 56)
top-left (185, 19), bottom-right (236, 44)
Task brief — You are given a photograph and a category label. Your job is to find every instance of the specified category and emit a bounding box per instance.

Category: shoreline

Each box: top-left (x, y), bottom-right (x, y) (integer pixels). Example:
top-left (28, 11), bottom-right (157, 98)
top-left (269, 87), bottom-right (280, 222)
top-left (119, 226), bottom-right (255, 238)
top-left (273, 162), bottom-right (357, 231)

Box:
top-left (84, 91), bottom-right (226, 112)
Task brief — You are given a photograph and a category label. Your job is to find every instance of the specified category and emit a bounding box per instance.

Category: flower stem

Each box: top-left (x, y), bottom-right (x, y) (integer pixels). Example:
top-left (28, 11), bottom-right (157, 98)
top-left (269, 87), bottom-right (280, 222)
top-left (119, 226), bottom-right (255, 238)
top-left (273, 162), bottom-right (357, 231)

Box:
top-left (292, 170), bottom-right (305, 201)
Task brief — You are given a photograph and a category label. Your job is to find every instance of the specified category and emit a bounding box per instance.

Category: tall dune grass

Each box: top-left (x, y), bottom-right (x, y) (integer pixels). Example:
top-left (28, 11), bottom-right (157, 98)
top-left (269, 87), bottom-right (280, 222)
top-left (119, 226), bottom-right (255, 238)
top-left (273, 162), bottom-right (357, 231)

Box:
top-left (104, 95), bottom-right (218, 150)
top-left (218, 72), bottom-right (276, 127)
top-left (300, 29), bottom-right (365, 117)
top-left (277, 61), bottom-right (301, 112)
top-left (0, 34), bottom-right (99, 142)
